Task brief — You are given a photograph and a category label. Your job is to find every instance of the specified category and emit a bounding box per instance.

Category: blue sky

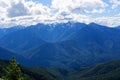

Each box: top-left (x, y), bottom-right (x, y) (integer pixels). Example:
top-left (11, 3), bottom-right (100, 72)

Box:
top-left (33, 0), bottom-right (51, 6)
top-left (0, 0), bottom-right (120, 27)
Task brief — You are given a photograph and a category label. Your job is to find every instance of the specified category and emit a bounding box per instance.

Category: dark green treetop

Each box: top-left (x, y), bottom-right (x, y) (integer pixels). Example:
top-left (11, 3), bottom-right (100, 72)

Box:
top-left (2, 57), bottom-right (24, 80)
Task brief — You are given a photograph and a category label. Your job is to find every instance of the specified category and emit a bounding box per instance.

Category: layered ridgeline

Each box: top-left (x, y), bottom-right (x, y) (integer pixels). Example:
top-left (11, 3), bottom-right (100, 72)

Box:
top-left (0, 59), bottom-right (120, 80)
top-left (0, 47), bottom-right (30, 65)
top-left (0, 26), bottom-right (24, 38)
top-left (0, 22), bottom-right (120, 68)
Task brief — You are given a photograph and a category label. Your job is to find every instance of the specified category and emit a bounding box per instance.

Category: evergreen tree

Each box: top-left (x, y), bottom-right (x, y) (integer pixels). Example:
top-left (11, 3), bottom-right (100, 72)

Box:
top-left (2, 57), bottom-right (24, 80)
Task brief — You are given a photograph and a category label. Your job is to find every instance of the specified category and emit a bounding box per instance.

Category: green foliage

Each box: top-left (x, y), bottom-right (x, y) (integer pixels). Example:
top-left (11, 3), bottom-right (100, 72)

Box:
top-left (2, 57), bottom-right (24, 80)
top-left (1, 59), bottom-right (120, 80)
top-left (0, 59), bottom-right (56, 80)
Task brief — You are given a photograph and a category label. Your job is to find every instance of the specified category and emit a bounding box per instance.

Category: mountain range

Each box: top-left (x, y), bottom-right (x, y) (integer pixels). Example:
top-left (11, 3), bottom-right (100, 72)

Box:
top-left (0, 22), bottom-right (120, 68)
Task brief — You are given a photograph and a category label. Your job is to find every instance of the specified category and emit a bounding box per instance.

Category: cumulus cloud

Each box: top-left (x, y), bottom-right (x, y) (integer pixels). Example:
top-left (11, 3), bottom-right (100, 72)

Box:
top-left (51, 0), bottom-right (107, 14)
top-left (0, 0), bottom-right (9, 19)
top-left (0, 0), bottom-right (120, 27)
top-left (95, 16), bottom-right (120, 27)
top-left (0, 0), bottom-right (50, 18)
top-left (7, 0), bottom-right (50, 17)
top-left (110, 0), bottom-right (120, 9)
top-left (26, 1), bottom-right (51, 15)
top-left (7, 1), bottom-right (29, 17)
top-left (84, 9), bottom-right (105, 14)
top-left (0, 0), bottom-right (51, 27)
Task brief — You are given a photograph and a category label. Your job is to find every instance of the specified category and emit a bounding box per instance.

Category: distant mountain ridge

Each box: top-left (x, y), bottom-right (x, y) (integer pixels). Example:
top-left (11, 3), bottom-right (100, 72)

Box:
top-left (0, 46), bottom-right (29, 65)
top-left (0, 22), bottom-right (86, 53)
top-left (0, 26), bottom-right (24, 38)
top-left (0, 22), bottom-right (120, 68)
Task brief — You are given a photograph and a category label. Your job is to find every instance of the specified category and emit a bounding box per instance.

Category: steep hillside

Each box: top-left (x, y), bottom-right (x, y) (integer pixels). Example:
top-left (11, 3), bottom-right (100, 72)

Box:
top-left (1, 22), bottom-right (120, 68)
top-left (0, 60), bottom-right (56, 80)
top-left (0, 47), bottom-right (30, 65)
top-left (0, 22), bottom-right (86, 53)
top-left (0, 59), bottom-right (120, 80)
top-left (0, 29), bottom-right (46, 53)
top-left (0, 26), bottom-right (24, 38)
top-left (66, 60), bottom-right (120, 80)
top-left (23, 41), bottom-right (96, 67)
top-left (23, 23), bottom-right (120, 68)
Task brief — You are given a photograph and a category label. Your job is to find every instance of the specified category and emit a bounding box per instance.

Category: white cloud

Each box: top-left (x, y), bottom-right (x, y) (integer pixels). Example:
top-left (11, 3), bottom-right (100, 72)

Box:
top-left (0, 0), bottom-right (51, 18)
top-left (84, 9), bottom-right (105, 14)
top-left (95, 16), bottom-right (120, 27)
top-left (0, 0), bottom-right (51, 27)
top-left (26, 1), bottom-right (51, 15)
top-left (0, 0), bottom-right (120, 27)
top-left (110, 0), bottom-right (120, 9)
top-left (0, 0), bottom-right (10, 19)
top-left (50, 0), bottom-right (108, 25)
top-left (49, 0), bottom-right (109, 26)
top-left (91, 9), bottom-right (105, 13)
top-left (51, 0), bottom-right (107, 14)
top-left (66, 13), bottom-right (92, 24)
top-left (7, 0), bottom-right (29, 17)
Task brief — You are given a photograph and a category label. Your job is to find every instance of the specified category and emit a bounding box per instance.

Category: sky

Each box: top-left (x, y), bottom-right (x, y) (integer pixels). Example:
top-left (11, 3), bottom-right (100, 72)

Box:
top-left (0, 0), bottom-right (120, 27)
